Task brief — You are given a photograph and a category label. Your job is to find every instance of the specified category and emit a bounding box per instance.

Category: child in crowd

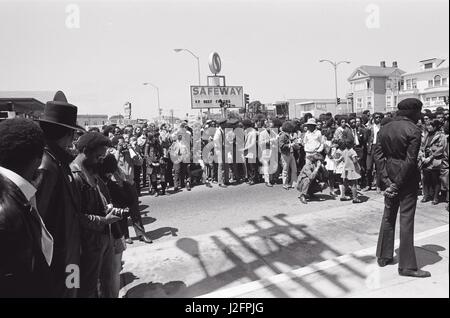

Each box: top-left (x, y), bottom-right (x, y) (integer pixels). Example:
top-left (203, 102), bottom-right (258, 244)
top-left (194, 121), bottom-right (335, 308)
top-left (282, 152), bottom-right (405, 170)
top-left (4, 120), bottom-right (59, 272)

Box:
top-left (342, 139), bottom-right (362, 203)
top-left (334, 139), bottom-right (346, 200)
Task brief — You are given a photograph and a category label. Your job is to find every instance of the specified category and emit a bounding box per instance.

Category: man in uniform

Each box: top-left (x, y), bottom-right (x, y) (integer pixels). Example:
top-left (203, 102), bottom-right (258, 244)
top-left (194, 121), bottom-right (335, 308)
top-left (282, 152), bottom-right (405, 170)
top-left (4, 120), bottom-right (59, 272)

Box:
top-left (374, 98), bottom-right (431, 278)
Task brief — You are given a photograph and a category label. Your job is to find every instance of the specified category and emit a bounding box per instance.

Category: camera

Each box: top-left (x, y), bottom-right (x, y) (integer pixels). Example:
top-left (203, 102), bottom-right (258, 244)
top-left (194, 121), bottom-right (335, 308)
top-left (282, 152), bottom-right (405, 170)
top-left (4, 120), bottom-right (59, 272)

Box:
top-left (119, 143), bottom-right (130, 154)
top-left (111, 207), bottom-right (130, 218)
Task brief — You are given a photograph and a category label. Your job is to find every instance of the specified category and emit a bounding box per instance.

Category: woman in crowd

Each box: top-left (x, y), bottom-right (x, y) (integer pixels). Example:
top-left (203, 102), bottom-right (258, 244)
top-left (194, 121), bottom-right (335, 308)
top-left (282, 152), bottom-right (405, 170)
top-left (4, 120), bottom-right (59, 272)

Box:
top-left (258, 117), bottom-right (280, 187)
top-left (279, 120), bottom-right (298, 189)
top-left (98, 154), bottom-right (129, 298)
top-left (420, 119), bottom-right (446, 205)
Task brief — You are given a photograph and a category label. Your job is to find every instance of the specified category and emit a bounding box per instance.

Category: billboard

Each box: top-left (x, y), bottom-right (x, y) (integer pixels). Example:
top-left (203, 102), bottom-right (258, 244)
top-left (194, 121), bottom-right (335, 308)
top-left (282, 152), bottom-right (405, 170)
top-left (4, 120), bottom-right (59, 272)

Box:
top-left (190, 86), bottom-right (244, 109)
top-left (124, 102), bottom-right (131, 119)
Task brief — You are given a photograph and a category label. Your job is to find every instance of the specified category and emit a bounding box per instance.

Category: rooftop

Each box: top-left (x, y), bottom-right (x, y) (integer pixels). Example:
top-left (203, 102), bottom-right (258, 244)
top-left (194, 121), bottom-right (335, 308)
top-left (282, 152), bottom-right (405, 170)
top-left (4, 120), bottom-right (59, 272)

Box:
top-left (403, 58), bottom-right (448, 76)
top-left (358, 65), bottom-right (405, 77)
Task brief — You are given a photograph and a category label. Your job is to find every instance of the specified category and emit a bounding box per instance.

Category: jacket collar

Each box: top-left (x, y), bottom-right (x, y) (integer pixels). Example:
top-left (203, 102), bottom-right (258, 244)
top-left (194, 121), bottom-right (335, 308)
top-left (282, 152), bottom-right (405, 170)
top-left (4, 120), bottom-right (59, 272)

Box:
top-left (394, 115), bottom-right (415, 124)
top-left (0, 166), bottom-right (36, 202)
top-left (0, 171), bottom-right (30, 208)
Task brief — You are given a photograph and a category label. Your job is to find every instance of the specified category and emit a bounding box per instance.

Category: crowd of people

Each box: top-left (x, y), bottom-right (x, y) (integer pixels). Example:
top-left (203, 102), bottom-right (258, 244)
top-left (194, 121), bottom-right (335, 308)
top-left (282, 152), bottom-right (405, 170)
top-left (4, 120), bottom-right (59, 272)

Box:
top-left (87, 104), bottom-right (449, 208)
top-left (0, 90), bottom-right (448, 298)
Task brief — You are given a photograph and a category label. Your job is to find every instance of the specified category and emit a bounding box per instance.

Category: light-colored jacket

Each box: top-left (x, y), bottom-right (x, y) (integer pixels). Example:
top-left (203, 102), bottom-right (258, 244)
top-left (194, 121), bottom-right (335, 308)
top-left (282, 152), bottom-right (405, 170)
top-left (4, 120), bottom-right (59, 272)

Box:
top-left (303, 130), bottom-right (324, 154)
top-left (244, 128), bottom-right (257, 159)
top-left (258, 128), bottom-right (279, 159)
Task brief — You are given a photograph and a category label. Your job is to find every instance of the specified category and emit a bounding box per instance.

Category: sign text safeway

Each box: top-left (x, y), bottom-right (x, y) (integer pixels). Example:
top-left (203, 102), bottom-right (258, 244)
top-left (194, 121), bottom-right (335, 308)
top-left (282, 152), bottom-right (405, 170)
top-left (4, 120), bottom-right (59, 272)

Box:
top-left (190, 86), bottom-right (244, 109)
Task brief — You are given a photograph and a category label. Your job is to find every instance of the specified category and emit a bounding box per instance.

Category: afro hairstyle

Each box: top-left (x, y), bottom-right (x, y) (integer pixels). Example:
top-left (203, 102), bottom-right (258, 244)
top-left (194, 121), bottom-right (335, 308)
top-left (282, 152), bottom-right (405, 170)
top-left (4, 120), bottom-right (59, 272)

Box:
top-left (0, 118), bottom-right (45, 172)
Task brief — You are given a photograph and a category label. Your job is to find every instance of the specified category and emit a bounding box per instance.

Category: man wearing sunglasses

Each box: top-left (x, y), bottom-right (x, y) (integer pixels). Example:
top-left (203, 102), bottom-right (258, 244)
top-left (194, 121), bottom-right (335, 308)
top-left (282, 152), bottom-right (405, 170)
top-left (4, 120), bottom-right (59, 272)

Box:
top-left (364, 112), bottom-right (384, 192)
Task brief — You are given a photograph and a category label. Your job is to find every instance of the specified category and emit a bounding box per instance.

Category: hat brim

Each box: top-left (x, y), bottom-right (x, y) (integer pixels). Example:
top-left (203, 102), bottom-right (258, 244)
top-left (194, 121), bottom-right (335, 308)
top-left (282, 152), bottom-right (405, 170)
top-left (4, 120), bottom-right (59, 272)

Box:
top-left (38, 119), bottom-right (86, 132)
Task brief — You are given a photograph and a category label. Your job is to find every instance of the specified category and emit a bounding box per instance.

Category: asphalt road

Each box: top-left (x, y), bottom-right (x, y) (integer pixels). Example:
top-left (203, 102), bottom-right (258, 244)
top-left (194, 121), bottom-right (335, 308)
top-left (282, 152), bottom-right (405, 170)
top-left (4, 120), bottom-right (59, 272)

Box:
top-left (120, 182), bottom-right (449, 298)
top-left (127, 181), bottom-right (448, 249)
top-left (130, 182), bottom-right (364, 244)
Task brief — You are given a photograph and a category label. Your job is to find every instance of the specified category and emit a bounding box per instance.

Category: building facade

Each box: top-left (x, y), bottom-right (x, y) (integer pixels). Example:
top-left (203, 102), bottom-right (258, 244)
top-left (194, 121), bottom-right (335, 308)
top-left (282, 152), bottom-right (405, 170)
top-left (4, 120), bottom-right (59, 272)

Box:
top-left (398, 58), bottom-right (449, 111)
top-left (347, 61), bottom-right (405, 113)
top-left (287, 98), bottom-right (350, 119)
top-left (77, 114), bottom-right (109, 128)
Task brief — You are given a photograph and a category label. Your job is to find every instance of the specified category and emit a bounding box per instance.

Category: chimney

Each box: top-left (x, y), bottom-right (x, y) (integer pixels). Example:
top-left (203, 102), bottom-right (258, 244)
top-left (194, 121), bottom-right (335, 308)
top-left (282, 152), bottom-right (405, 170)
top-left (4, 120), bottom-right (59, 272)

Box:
top-left (392, 61), bottom-right (398, 68)
top-left (380, 61), bottom-right (386, 68)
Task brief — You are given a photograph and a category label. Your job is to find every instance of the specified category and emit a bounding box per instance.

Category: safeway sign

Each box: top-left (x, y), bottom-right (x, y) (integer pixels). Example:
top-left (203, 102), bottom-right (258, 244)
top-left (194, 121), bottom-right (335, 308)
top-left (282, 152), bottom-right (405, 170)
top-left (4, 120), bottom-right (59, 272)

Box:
top-left (190, 86), bottom-right (244, 109)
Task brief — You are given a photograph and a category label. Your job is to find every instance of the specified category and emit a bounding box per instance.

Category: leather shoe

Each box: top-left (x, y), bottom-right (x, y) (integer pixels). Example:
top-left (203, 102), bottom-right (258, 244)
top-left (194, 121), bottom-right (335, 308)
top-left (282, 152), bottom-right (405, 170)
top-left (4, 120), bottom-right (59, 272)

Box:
top-left (398, 268), bottom-right (431, 278)
top-left (299, 195), bottom-right (308, 204)
top-left (139, 235), bottom-right (153, 244)
top-left (125, 238), bottom-right (134, 244)
top-left (421, 197), bottom-right (431, 203)
top-left (377, 258), bottom-right (393, 267)
top-left (265, 182), bottom-right (273, 187)
top-left (432, 199), bottom-right (439, 205)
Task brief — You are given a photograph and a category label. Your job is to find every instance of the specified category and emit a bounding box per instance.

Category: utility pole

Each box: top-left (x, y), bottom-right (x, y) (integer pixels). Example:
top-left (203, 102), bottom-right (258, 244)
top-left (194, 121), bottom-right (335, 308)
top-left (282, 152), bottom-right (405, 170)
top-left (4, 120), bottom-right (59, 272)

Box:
top-left (319, 59), bottom-right (351, 109)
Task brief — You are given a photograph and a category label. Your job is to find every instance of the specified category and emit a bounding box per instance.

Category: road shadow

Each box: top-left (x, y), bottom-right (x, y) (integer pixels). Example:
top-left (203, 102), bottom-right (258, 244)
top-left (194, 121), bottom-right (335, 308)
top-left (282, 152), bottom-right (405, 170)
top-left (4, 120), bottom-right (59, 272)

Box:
top-left (167, 188), bottom-right (182, 195)
top-left (142, 227), bottom-right (179, 241)
top-left (394, 244), bottom-right (445, 269)
top-left (307, 193), bottom-right (336, 202)
top-left (144, 214), bottom-right (371, 298)
top-left (123, 212), bottom-right (377, 298)
top-left (120, 272), bottom-right (139, 288)
top-left (141, 216), bottom-right (157, 226)
top-left (124, 281), bottom-right (187, 298)
top-left (139, 204), bottom-right (149, 212)
top-left (358, 195), bottom-right (370, 203)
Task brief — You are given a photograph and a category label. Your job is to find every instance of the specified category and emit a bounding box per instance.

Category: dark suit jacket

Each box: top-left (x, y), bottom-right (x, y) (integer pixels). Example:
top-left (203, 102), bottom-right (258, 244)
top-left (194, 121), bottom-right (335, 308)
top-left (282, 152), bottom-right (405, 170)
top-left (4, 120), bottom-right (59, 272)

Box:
top-left (279, 132), bottom-right (295, 156)
top-left (36, 144), bottom-right (81, 297)
top-left (342, 126), bottom-right (367, 159)
top-left (374, 116), bottom-right (422, 191)
top-left (0, 174), bottom-right (52, 298)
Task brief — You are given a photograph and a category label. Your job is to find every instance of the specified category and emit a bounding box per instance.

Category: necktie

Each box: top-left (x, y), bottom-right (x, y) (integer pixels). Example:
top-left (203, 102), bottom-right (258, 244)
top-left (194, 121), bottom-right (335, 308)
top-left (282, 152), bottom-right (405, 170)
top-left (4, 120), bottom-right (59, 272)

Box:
top-left (30, 196), bottom-right (54, 266)
top-left (354, 129), bottom-right (359, 146)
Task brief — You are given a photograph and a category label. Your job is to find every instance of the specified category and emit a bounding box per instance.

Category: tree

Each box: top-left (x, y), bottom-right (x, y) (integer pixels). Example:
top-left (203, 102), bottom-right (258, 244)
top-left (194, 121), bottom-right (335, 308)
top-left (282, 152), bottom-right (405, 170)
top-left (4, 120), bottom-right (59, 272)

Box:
top-left (248, 100), bottom-right (263, 113)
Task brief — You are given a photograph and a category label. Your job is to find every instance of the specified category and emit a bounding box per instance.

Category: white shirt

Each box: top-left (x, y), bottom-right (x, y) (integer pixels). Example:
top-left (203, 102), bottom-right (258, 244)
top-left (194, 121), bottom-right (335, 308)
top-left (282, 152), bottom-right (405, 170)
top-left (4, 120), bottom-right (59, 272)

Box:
top-left (303, 130), bottom-right (324, 153)
top-left (0, 166), bottom-right (54, 265)
top-left (373, 124), bottom-right (380, 144)
top-left (353, 128), bottom-right (360, 146)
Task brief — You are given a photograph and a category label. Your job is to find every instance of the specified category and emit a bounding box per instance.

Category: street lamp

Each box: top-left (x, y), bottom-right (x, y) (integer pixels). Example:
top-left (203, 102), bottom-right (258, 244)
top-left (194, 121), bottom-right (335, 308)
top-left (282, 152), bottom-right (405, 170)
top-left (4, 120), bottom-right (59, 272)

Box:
top-left (143, 82), bottom-right (161, 121)
top-left (174, 48), bottom-right (203, 121)
top-left (174, 48), bottom-right (201, 85)
top-left (319, 59), bottom-right (351, 108)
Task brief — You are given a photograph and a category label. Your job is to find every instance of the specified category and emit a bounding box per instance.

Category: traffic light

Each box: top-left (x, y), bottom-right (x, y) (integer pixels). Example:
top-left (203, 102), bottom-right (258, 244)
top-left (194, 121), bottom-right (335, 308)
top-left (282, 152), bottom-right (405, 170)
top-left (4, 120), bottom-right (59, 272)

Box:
top-left (337, 97), bottom-right (341, 105)
top-left (244, 94), bottom-right (249, 106)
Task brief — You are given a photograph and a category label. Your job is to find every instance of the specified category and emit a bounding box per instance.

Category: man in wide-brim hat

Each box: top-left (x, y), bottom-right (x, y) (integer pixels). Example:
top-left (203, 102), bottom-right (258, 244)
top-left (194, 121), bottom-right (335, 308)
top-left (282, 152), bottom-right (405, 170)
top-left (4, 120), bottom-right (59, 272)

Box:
top-left (303, 117), bottom-right (324, 163)
top-left (35, 91), bottom-right (85, 297)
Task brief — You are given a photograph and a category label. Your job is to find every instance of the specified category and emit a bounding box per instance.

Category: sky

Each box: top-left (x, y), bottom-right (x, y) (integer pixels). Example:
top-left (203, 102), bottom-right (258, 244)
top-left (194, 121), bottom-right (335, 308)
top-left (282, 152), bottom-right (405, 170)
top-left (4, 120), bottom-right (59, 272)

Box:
top-left (0, 0), bottom-right (448, 119)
